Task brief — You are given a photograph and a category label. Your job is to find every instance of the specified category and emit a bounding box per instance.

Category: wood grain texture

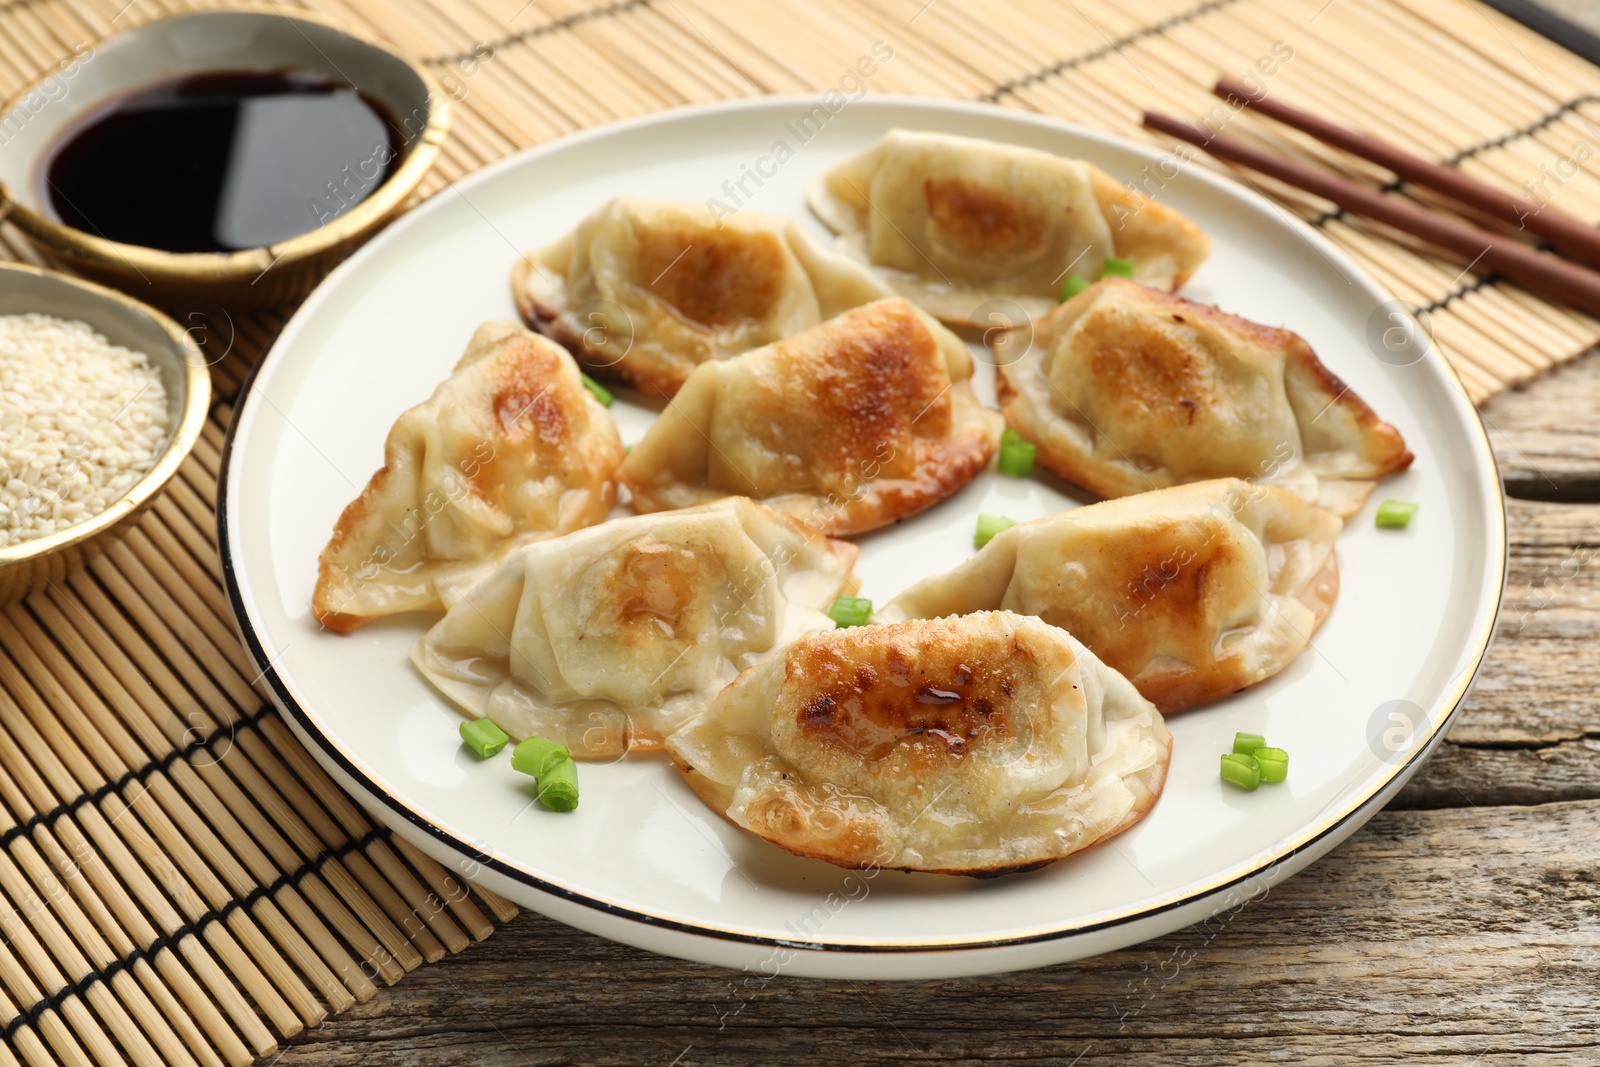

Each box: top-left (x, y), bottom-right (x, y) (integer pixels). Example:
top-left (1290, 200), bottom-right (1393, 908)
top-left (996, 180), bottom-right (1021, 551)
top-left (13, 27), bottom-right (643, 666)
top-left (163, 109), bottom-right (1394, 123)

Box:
top-left (1484, 349), bottom-right (1600, 496)
top-left (267, 802), bottom-right (1600, 1066)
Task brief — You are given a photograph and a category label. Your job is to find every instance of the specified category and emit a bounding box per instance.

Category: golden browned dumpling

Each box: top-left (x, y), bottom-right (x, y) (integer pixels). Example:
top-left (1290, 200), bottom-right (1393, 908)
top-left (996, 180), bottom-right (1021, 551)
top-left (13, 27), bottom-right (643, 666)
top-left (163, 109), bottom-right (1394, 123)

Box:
top-left (619, 299), bottom-right (1002, 536)
top-left (411, 498), bottom-right (858, 758)
top-left (513, 197), bottom-right (891, 396)
top-left (665, 611), bottom-right (1171, 876)
top-left (313, 322), bottom-right (624, 633)
top-left (880, 480), bottom-right (1341, 713)
top-left (809, 129), bottom-right (1210, 324)
top-left (997, 279), bottom-right (1413, 517)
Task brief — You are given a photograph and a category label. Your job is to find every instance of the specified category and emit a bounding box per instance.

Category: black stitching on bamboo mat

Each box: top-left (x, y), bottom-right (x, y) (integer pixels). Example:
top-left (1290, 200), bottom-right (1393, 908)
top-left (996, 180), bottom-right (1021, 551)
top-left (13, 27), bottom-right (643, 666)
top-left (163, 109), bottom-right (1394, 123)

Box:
top-left (422, 0), bottom-right (656, 66)
top-left (0, 706), bottom-right (275, 854)
top-left (1417, 272), bottom-right (1500, 314)
top-left (978, 0), bottom-right (1243, 103)
top-left (0, 827), bottom-right (390, 1045)
top-left (1445, 94), bottom-right (1600, 165)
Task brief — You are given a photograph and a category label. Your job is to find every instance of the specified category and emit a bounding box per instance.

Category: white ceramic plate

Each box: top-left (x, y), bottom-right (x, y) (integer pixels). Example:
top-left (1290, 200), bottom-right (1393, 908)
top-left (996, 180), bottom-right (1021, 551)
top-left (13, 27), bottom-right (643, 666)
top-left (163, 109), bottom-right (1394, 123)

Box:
top-left (220, 96), bottom-right (1505, 979)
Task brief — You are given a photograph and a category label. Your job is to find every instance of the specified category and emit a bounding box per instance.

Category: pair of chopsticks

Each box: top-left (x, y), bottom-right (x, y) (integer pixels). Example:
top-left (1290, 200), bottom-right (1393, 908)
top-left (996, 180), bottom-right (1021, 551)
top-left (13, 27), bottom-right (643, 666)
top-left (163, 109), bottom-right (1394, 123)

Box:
top-left (1143, 79), bottom-right (1600, 318)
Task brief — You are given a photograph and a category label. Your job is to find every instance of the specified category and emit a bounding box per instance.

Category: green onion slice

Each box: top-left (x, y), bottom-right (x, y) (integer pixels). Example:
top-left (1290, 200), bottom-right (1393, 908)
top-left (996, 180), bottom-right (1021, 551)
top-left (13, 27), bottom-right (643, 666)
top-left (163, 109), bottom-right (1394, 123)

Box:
top-left (536, 757), bottom-right (580, 812)
top-left (1254, 747), bottom-right (1289, 783)
top-left (1232, 732), bottom-right (1266, 755)
top-left (1058, 274), bottom-right (1091, 301)
top-left (1375, 500), bottom-right (1417, 529)
top-left (974, 513), bottom-right (1017, 548)
top-left (997, 429), bottom-right (1037, 478)
top-left (828, 595), bottom-right (873, 628)
top-left (511, 736), bottom-right (571, 779)
top-left (459, 719), bottom-right (509, 759)
top-left (581, 373), bottom-right (615, 407)
top-left (1100, 256), bottom-right (1135, 279)
top-left (1220, 752), bottom-right (1261, 791)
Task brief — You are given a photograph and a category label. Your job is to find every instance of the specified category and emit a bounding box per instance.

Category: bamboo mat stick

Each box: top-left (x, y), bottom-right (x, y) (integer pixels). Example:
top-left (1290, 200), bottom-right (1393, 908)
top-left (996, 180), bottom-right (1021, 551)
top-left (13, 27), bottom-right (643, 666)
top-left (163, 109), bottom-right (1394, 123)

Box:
top-left (0, 642), bottom-right (309, 1039)
top-left (9, 614), bottom-right (390, 1017)
top-left (360, 844), bottom-right (469, 955)
top-left (391, 837), bottom-right (497, 940)
top-left (3, 608), bottom-right (342, 1024)
top-left (17, 819), bottom-right (236, 1067)
top-left (216, 739), bottom-right (423, 978)
top-left (82, 557), bottom-right (257, 715)
top-left (147, 494), bottom-right (224, 582)
top-left (0, 717), bottom-right (260, 1065)
top-left (129, 518), bottom-right (229, 621)
top-left (0, 841), bottom-right (189, 1067)
top-left (0, 930), bottom-right (100, 1067)
top-left (0, 648), bottom-right (290, 1040)
top-left (36, 579), bottom-right (396, 998)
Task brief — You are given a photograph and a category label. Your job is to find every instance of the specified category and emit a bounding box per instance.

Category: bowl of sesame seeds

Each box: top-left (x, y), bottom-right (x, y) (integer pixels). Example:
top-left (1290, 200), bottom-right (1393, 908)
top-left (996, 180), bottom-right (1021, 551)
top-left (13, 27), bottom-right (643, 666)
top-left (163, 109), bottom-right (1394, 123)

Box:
top-left (0, 261), bottom-right (210, 605)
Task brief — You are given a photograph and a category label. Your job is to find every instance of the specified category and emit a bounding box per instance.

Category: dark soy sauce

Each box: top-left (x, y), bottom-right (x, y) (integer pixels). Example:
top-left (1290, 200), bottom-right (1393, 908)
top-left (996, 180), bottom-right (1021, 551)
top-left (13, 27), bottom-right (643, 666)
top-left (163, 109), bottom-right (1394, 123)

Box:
top-left (43, 70), bottom-right (406, 254)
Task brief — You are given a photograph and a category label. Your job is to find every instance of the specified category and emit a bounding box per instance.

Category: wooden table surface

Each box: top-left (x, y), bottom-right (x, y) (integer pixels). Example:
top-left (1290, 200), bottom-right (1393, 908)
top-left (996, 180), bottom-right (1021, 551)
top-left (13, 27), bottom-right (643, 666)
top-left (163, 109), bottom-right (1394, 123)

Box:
top-left (253, 347), bottom-right (1600, 1064)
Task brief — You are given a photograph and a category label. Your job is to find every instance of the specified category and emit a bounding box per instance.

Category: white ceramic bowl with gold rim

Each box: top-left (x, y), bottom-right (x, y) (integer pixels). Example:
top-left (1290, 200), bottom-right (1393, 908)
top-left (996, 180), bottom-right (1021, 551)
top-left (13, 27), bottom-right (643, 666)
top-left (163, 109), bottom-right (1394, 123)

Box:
top-left (0, 6), bottom-right (449, 311)
top-left (218, 97), bottom-right (1506, 978)
top-left (0, 261), bottom-right (211, 605)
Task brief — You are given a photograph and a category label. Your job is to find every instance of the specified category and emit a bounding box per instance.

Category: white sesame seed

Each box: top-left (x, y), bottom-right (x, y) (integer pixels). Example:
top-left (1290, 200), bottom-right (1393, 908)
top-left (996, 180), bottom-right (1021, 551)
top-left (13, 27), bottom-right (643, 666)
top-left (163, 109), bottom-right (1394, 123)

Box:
top-left (0, 313), bottom-right (170, 548)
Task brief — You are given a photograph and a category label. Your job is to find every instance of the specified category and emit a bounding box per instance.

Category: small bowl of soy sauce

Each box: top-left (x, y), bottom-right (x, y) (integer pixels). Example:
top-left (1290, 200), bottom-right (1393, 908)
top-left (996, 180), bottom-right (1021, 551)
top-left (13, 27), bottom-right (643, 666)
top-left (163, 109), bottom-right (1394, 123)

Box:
top-left (0, 6), bottom-right (451, 310)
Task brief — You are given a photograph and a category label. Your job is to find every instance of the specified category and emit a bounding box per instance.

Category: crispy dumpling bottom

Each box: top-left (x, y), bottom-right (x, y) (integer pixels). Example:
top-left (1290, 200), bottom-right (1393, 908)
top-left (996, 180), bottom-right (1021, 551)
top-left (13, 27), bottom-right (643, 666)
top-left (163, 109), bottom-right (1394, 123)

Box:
top-left (996, 278), bottom-right (1412, 519)
top-left (513, 197), bottom-right (890, 396)
top-left (313, 321), bottom-right (624, 633)
top-left (665, 612), bottom-right (1171, 877)
top-left (880, 480), bottom-right (1342, 713)
top-left (619, 298), bottom-right (1002, 536)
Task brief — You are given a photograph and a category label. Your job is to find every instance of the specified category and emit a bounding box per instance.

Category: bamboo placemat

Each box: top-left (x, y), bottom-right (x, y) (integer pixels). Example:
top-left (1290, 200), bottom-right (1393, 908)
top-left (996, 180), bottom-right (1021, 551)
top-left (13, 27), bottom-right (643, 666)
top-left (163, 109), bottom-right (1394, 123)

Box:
top-left (0, 0), bottom-right (1595, 1063)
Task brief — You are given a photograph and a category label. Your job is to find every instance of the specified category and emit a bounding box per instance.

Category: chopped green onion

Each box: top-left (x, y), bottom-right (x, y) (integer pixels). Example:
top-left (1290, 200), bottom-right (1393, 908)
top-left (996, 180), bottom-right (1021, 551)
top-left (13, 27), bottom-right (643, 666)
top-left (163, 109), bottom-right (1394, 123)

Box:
top-left (1100, 256), bottom-right (1135, 279)
top-left (1232, 732), bottom-right (1266, 755)
top-left (511, 736), bottom-right (571, 779)
top-left (997, 429), bottom-right (1037, 478)
top-left (828, 595), bottom-right (873, 628)
top-left (974, 513), bottom-right (1017, 548)
top-left (581, 373), bottom-right (614, 407)
top-left (1254, 747), bottom-right (1289, 783)
top-left (1375, 500), bottom-right (1417, 529)
top-left (1058, 273), bottom-right (1091, 301)
top-left (459, 718), bottom-right (509, 758)
top-left (1220, 752), bottom-right (1261, 791)
top-left (536, 757), bottom-right (580, 812)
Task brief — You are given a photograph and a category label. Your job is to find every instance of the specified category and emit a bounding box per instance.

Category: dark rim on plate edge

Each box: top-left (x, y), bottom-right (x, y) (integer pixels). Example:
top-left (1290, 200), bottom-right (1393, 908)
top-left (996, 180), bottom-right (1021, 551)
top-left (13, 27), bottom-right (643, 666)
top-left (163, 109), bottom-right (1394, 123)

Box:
top-left (213, 96), bottom-right (1510, 956)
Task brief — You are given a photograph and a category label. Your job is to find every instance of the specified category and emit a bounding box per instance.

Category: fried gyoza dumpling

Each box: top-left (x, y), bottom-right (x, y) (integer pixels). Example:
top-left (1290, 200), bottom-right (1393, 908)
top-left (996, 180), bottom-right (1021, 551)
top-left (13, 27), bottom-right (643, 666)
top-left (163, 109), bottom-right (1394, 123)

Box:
top-left (666, 611), bottom-right (1171, 876)
top-left (513, 197), bottom-right (891, 396)
top-left (411, 497), bottom-right (858, 758)
top-left (808, 129), bottom-right (1209, 324)
top-left (313, 322), bottom-right (624, 634)
top-left (619, 299), bottom-right (1002, 536)
top-left (997, 279), bottom-right (1413, 517)
top-left (880, 480), bottom-right (1341, 712)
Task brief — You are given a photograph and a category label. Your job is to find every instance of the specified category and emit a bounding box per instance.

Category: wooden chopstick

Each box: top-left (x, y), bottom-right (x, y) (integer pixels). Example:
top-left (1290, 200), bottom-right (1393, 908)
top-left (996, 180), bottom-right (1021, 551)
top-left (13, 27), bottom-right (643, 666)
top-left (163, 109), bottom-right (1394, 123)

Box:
top-left (1212, 77), bottom-right (1600, 271)
top-left (1141, 110), bottom-right (1600, 320)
